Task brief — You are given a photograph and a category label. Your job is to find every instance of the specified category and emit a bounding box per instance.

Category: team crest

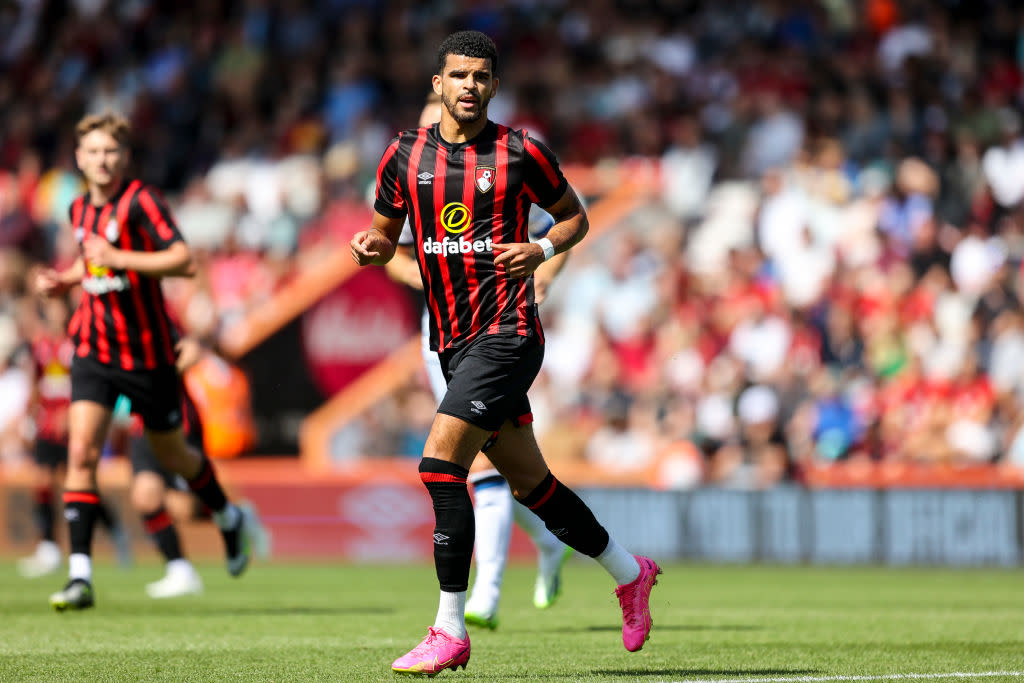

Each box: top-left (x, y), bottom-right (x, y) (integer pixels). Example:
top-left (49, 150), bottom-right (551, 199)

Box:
top-left (475, 166), bottom-right (495, 193)
top-left (105, 219), bottom-right (120, 242)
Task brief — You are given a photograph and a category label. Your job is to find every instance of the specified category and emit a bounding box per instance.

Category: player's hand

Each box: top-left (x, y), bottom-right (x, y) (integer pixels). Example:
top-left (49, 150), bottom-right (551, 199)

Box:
top-left (31, 266), bottom-right (66, 297)
top-left (83, 234), bottom-right (123, 270)
top-left (492, 242), bottom-right (545, 279)
top-left (350, 229), bottom-right (389, 266)
top-left (174, 337), bottom-right (203, 374)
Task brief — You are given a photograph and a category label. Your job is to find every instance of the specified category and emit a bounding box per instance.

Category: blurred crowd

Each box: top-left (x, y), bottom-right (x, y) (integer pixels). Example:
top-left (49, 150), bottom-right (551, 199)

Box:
top-left (3, 0), bottom-right (1024, 484)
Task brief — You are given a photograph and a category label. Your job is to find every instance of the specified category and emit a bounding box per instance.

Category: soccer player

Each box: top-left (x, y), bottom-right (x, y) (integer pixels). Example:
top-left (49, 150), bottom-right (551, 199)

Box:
top-left (120, 337), bottom-right (268, 599)
top-left (33, 112), bottom-right (258, 611)
top-left (385, 93), bottom-right (573, 630)
top-left (351, 31), bottom-right (662, 676)
top-left (18, 295), bottom-right (131, 578)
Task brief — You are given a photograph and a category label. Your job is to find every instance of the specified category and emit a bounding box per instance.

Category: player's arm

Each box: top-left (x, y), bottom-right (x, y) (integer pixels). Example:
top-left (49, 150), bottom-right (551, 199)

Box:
top-left (32, 258), bottom-right (85, 296)
top-left (83, 235), bottom-right (194, 277)
top-left (493, 186), bottom-right (588, 279)
top-left (384, 246), bottom-right (423, 289)
top-left (350, 211), bottom-right (405, 266)
top-left (88, 186), bottom-right (195, 278)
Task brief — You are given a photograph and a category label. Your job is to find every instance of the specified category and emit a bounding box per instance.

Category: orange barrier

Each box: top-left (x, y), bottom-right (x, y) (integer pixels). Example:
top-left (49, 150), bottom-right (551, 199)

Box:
top-left (218, 248), bottom-right (361, 359)
top-left (299, 337), bottom-right (423, 471)
top-left (802, 460), bottom-right (1024, 488)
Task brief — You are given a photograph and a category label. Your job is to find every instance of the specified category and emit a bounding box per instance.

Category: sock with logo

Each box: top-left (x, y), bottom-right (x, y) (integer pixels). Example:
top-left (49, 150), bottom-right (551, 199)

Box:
top-left (516, 471), bottom-right (609, 559)
top-left (64, 490), bottom-right (100, 581)
top-left (143, 506), bottom-right (183, 562)
top-left (33, 486), bottom-right (56, 542)
top-left (419, 457), bottom-right (474, 593)
top-left (467, 470), bottom-right (512, 614)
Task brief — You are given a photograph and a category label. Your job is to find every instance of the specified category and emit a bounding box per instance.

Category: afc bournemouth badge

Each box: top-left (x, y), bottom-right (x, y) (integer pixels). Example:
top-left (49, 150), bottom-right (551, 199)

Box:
top-left (475, 166), bottom-right (495, 193)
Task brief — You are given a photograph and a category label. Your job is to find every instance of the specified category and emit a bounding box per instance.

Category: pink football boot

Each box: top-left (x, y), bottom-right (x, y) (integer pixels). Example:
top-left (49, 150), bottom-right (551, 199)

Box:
top-left (615, 555), bottom-right (662, 652)
top-left (392, 627), bottom-right (470, 676)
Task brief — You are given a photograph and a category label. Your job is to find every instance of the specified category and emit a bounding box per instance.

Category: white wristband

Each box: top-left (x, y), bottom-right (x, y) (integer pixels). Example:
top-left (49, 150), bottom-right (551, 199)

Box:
top-left (537, 237), bottom-right (555, 261)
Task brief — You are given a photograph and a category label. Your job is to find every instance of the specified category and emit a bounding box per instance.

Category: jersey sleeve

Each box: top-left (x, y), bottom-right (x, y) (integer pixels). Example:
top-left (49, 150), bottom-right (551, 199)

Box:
top-left (522, 134), bottom-right (568, 209)
top-left (373, 136), bottom-right (408, 219)
top-left (132, 186), bottom-right (184, 249)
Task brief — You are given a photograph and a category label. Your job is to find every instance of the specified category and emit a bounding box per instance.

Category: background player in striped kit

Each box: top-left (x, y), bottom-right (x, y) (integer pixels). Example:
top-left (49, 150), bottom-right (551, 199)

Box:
top-left (33, 112), bottom-right (259, 611)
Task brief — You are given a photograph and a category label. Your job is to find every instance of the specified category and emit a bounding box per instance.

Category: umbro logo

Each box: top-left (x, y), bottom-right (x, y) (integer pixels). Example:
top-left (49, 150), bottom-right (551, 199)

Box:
top-left (64, 509), bottom-right (80, 521)
top-left (550, 528), bottom-right (568, 537)
top-left (433, 533), bottom-right (450, 545)
top-left (418, 172), bottom-right (434, 185)
top-left (469, 400), bottom-right (487, 414)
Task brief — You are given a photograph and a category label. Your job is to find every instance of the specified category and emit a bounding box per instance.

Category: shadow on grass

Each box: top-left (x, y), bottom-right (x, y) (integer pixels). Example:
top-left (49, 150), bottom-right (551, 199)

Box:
top-left (584, 624), bottom-right (762, 632)
top-left (192, 605), bottom-right (394, 616)
top-left (593, 668), bottom-right (821, 678)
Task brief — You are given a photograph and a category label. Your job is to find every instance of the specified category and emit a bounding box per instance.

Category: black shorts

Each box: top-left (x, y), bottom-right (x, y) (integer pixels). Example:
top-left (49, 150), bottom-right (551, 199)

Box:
top-left (437, 333), bottom-right (543, 432)
top-left (128, 391), bottom-right (203, 490)
top-left (33, 438), bottom-right (66, 468)
top-left (71, 355), bottom-right (183, 431)
top-left (128, 436), bottom-right (190, 492)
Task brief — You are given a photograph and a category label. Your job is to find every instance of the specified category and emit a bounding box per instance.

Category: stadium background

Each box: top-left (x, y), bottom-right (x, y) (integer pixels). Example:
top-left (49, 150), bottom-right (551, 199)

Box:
top-left (2, 0), bottom-right (1024, 565)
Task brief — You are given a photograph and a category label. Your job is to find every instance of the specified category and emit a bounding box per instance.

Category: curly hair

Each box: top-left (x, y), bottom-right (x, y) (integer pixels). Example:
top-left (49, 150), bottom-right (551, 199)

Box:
top-left (436, 30), bottom-right (498, 75)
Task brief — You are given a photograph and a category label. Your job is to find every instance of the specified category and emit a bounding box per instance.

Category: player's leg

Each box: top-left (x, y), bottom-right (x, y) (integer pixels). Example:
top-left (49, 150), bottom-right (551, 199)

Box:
top-left (391, 412), bottom-right (485, 676)
top-left (496, 445), bottom-right (573, 609)
top-left (464, 457), bottom-right (512, 628)
top-left (129, 437), bottom-right (201, 598)
top-left (93, 489), bottom-right (132, 568)
top-left (127, 367), bottom-right (256, 577)
top-left (18, 442), bottom-right (63, 578)
top-left (486, 422), bottom-right (662, 652)
top-left (50, 399), bottom-right (113, 611)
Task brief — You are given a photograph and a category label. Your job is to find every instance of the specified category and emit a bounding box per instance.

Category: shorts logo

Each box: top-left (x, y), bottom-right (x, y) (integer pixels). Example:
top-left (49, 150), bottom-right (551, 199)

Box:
top-left (475, 166), bottom-right (495, 193)
top-left (470, 400), bottom-right (487, 414)
top-left (433, 533), bottom-right (450, 545)
top-left (440, 202), bottom-right (471, 234)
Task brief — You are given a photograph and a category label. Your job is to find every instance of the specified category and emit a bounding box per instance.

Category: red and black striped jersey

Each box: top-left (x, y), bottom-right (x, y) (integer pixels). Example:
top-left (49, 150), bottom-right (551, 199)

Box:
top-left (31, 333), bottom-right (73, 443)
top-left (374, 121), bottom-right (568, 352)
top-left (67, 179), bottom-right (183, 370)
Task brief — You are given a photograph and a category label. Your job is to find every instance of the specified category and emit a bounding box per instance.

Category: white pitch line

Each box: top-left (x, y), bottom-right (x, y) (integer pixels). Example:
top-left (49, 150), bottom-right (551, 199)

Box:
top-left (671, 672), bottom-right (1024, 683)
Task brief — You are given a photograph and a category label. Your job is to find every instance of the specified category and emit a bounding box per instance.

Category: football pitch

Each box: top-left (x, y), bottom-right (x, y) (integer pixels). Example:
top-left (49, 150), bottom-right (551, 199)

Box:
top-left (1, 560), bottom-right (1023, 682)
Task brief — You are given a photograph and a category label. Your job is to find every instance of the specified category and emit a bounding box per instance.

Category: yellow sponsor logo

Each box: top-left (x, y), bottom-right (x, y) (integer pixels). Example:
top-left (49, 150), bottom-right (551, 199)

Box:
top-left (86, 263), bottom-right (111, 277)
top-left (440, 202), bottom-right (472, 234)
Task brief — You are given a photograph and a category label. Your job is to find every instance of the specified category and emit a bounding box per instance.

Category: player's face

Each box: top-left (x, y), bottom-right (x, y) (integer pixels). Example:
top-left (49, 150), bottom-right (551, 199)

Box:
top-left (433, 55), bottom-right (497, 125)
top-left (75, 129), bottom-right (128, 189)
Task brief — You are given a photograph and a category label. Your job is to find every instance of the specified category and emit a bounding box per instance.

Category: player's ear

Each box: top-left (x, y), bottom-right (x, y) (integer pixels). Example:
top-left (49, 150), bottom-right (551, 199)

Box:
top-left (490, 76), bottom-right (498, 99)
top-left (432, 74), bottom-right (442, 97)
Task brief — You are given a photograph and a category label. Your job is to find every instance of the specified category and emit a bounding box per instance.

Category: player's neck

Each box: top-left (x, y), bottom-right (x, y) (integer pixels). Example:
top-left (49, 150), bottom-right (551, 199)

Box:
top-left (87, 176), bottom-right (125, 206)
top-left (438, 115), bottom-right (488, 144)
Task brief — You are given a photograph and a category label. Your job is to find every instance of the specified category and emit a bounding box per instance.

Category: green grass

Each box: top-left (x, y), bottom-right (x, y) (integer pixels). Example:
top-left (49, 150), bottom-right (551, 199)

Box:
top-left (1, 559), bottom-right (1024, 681)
